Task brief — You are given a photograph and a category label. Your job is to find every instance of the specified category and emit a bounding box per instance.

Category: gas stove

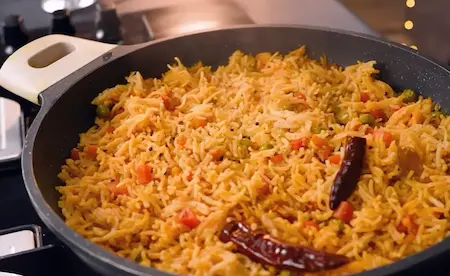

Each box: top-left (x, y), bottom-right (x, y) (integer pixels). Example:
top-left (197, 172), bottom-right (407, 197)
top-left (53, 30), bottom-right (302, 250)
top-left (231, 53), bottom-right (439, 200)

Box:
top-left (1, 1), bottom-right (448, 275)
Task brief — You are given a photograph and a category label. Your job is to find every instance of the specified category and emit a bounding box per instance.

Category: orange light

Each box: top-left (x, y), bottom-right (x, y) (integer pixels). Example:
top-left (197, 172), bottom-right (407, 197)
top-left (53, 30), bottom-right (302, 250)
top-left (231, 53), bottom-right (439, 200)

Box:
top-left (404, 20), bottom-right (414, 30)
top-left (406, 0), bottom-right (415, 8)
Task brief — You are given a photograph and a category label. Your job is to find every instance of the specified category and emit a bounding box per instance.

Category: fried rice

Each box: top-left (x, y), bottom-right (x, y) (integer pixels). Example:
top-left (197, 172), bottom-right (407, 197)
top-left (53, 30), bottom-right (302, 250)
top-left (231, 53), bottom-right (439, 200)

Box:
top-left (57, 47), bottom-right (450, 276)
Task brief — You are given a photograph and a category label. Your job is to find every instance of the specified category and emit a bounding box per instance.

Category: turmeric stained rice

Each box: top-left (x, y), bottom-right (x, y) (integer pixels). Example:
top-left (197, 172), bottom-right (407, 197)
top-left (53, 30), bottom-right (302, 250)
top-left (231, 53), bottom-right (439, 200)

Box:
top-left (57, 47), bottom-right (450, 276)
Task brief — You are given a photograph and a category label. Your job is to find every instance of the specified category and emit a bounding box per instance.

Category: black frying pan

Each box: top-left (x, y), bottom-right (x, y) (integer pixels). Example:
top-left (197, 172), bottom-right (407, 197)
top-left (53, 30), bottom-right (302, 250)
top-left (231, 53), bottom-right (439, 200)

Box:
top-left (0, 25), bottom-right (450, 276)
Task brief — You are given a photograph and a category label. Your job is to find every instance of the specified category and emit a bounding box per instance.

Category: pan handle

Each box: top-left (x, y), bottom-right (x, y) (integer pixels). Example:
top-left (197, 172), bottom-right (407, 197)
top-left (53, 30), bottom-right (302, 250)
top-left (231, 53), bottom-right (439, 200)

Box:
top-left (0, 34), bottom-right (116, 105)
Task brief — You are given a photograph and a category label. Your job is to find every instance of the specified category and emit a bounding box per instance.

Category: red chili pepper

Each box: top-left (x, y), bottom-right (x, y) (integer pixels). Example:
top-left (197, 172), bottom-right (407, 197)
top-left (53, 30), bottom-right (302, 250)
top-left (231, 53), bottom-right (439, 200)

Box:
top-left (219, 222), bottom-right (349, 272)
top-left (329, 137), bottom-right (366, 210)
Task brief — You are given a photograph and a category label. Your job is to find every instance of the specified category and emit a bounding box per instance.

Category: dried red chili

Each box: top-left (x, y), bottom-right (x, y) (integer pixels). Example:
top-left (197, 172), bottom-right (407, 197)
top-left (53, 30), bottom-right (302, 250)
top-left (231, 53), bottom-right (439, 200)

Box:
top-left (329, 136), bottom-right (366, 210)
top-left (219, 221), bottom-right (349, 272)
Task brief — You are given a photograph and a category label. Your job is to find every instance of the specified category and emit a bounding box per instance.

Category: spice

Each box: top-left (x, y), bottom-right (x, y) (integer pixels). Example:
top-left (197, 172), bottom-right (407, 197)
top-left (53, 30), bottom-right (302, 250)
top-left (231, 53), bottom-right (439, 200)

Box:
top-left (219, 221), bottom-right (349, 272)
top-left (329, 136), bottom-right (366, 210)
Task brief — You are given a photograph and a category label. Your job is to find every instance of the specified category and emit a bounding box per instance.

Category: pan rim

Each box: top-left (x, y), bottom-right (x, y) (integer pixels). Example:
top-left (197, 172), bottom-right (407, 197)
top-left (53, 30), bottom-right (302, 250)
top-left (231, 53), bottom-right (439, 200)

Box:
top-left (22, 24), bottom-right (450, 276)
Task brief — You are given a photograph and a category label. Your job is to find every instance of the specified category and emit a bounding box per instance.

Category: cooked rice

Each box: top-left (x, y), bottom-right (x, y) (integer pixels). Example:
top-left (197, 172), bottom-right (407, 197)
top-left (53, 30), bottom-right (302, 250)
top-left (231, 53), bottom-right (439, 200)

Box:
top-left (57, 47), bottom-right (450, 276)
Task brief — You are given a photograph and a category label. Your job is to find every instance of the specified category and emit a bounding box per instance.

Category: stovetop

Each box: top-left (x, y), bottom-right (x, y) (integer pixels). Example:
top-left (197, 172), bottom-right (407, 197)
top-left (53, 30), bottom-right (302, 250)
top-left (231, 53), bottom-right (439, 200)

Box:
top-left (0, 1), bottom-right (449, 275)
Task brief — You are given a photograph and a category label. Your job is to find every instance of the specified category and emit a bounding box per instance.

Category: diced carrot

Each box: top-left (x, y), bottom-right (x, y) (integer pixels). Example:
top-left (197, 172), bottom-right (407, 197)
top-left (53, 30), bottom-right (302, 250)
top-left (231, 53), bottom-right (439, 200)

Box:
top-left (400, 215), bottom-right (418, 235)
top-left (178, 207), bottom-right (200, 229)
top-left (291, 138), bottom-right (309, 150)
top-left (106, 126), bottom-right (115, 133)
top-left (391, 104), bottom-right (402, 112)
top-left (397, 222), bottom-right (407, 234)
top-left (302, 220), bottom-right (320, 231)
top-left (136, 164), bottom-right (153, 184)
top-left (86, 145), bottom-right (97, 159)
top-left (360, 92), bottom-right (370, 103)
top-left (70, 148), bottom-right (80, 160)
top-left (161, 94), bottom-right (180, 111)
top-left (107, 181), bottom-right (128, 196)
top-left (178, 136), bottom-right (187, 148)
top-left (370, 109), bottom-right (387, 121)
top-left (317, 145), bottom-right (333, 161)
top-left (210, 150), bottom-right (223, 161)
top-left (373, 129), bottom-right (393, 146)
top-left (258, 182), bottom-right (271, 196)
top-left (256, 52), bottom-right (271, 71)
top-left (192, 118), bottom-right (207, 128)
top-left (271, 154), bottom-right (283, 164)
top-left (251, 143), bottom-right (260, 150)
top-left (333, 201), bottom-right (354, 223)
top-left (365, 127), bottom-right (374, 135)
top-left (328, 154), bottom-right (341, 164)
top-left (311, 135), bottom-right (327, 148)
top-left (295, 92), bottom-right (306, 100)
top-left (187, 172), bottom-right (194, 181)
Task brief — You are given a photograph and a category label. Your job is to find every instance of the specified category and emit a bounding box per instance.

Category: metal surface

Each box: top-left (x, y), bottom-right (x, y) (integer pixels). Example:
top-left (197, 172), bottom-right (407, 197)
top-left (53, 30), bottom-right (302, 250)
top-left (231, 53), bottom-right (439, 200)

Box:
top-left (116, 0), bottom-right (377, 36)
top-left (16, 26), bottom-right (450, 276)
top-left (141, 0), bottom-right (253, 40)
top-left (0, 97), bottom-right (23, 164)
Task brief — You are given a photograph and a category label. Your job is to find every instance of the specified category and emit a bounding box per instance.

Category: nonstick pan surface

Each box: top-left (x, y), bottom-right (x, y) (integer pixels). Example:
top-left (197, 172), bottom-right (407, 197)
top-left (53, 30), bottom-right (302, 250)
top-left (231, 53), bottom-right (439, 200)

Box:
top-left (1, 25), bottom-right (450, 276)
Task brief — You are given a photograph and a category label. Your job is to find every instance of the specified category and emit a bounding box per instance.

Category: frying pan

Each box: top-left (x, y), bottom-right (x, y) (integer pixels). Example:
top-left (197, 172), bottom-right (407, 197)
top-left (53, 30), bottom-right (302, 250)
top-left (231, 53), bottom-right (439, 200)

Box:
top-left (0, 25), bottom-right (450, 276)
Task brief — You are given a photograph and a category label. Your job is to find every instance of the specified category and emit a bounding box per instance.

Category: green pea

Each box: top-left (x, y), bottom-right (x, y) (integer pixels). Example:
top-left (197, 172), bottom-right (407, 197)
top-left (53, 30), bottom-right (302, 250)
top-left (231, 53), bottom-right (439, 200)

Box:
top-left (359, 113), bottom-right (376, 126)
top-left (338, 220), bottom-right (345, 231)
top-left (283, 104), bottom-right (294, 111)
top-left (239, 138), bottom-right (252, 147)
top-left (96, 105), bottom-right (111, 118)
top-left (334, 107), bottom-right (349, 125)
top-left (311, 125), bottom-right (323, 134)
top-left (261, 143), bottom-right (274, 150)
top-left (401, 89), bottom-right (416, 103)
top-left (278, 270), bottom-right (291, 276)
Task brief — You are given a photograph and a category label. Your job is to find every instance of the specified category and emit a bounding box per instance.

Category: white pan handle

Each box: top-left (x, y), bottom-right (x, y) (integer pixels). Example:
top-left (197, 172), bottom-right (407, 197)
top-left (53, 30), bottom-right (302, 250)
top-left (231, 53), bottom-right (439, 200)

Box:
top-left (0, 34), bottom-right (116, 104)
